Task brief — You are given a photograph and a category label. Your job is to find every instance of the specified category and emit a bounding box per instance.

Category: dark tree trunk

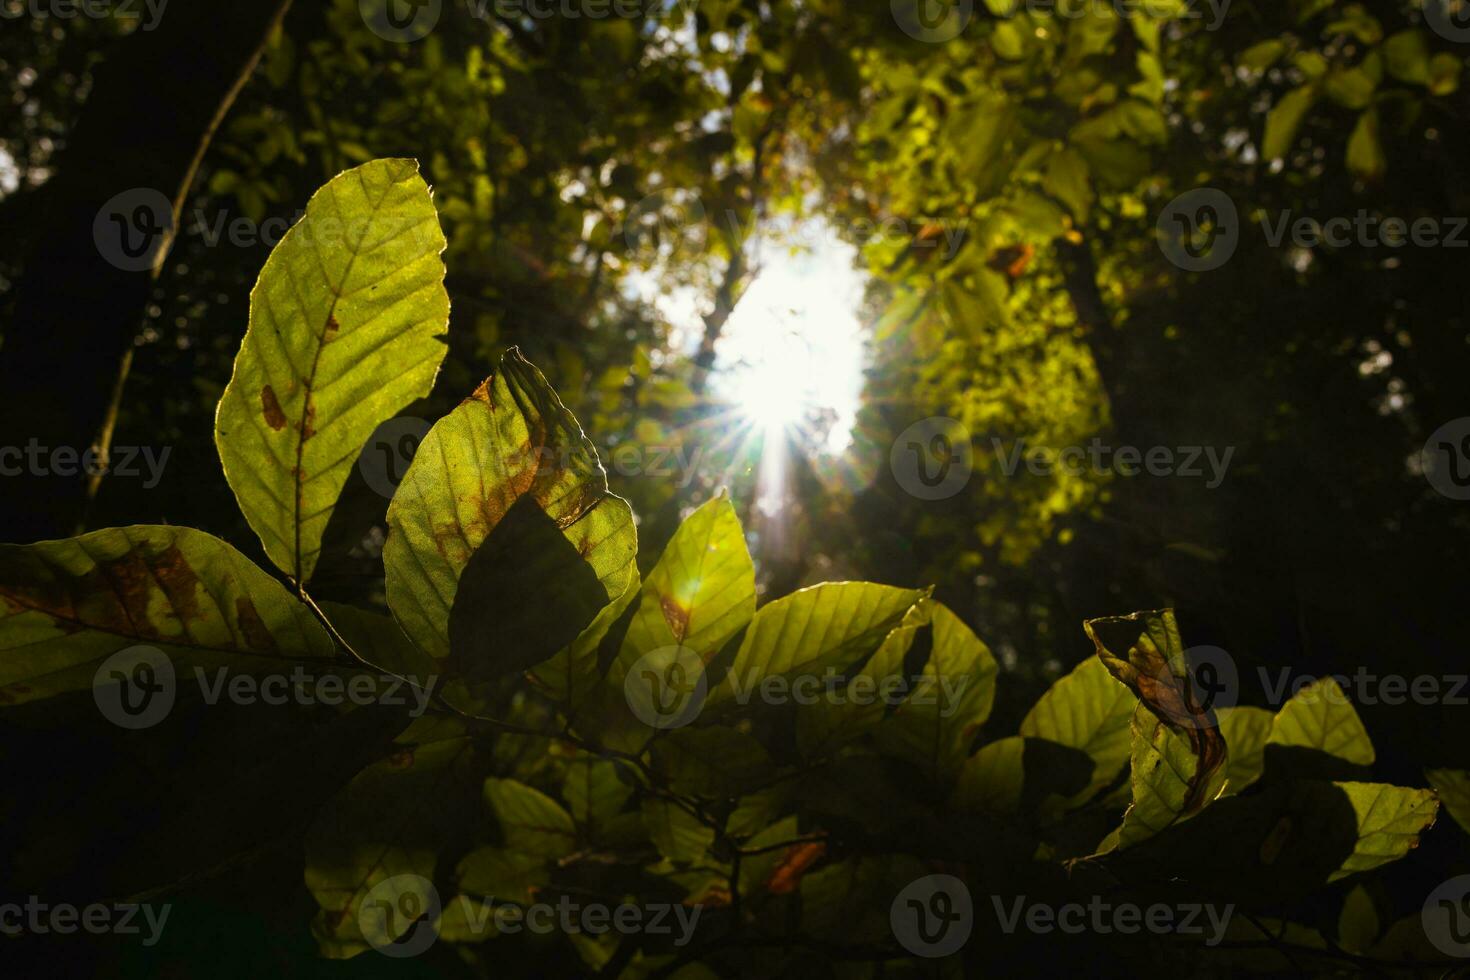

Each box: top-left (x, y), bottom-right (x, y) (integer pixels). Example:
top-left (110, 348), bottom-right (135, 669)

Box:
top-left (0, 0), bottom-right (293, 542)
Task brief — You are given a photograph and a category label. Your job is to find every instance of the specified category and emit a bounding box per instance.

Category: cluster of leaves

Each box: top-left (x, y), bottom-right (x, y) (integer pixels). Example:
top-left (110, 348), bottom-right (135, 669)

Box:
top-left (2, 160), bottom-right (1466, 975)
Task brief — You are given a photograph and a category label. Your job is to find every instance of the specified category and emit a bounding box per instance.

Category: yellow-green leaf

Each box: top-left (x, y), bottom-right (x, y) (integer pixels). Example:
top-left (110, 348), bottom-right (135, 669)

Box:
top-left (1268, 676), bottom-right (1375, 766)
top-left (0, 525), bottom-right (334, 705)
top-left (383, 349), bottom-right (637, 677)
top-left (216, 158), bottom-right (449, 585)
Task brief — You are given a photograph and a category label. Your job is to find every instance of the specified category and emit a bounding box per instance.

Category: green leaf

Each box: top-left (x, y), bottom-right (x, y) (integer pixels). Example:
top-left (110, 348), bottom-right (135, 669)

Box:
top-left (618, 494), bottom-right (755, 666)
top-left (953, 735), bottom-right (1025, 815)
top-left (1383, 30), bottom-right (1430, 85)
top-left (1238, 39), bottom-right (1288, 73)
top-left (1044, 147), bottom-right (1093, 222)
top-left (1425, 769), bottom-right (1470, 834)
top-left (795, 610), bottom-right (922, 758)
top-left (306, 726), bottom-right (479, 958)
top-left (650, 726), bottom-right (773, 797)
top-left (215, 158), bottom-right (449, 586)
top-left (1084, 609), bottom-right (1227, 813)
top-left (642, 798), bottom-right (715, 864)
top-left (531, 568), bottom-right (640, 709)
top-left (709, 583), bottom-right (927, 706)
top-left (0, 525), bottom-right (334, 704)
top-left (1323, 67), bottom-right (1377, 108)
top-left (1116, 704), bottom-right (1229, 849)
top-left (1428, 53), bottom-right (1462, 96)
top-left (1019, 656), bottom-right (1136, 805)
top-left (456, 848), bottom-right (547, 907)
top-left (1329, 781), bottom-right (1438, 881)
top-left (383, 349), bottom-right (637, 675)
top-left (875, 600), bottom-right (998, 777)
top-left (1218, 705), bottom-right (1273, 795)
top-left (1263, 86), bottom-right (1318, 160)
top-left (562, 758), bottom-right (632, 841)
top-left (1346, 109), bottom-right (1387, 180)
top-left (1338, 884), bottom-right (1379, 954)
top-left (1267, 676), bottom-right (1375, 766)
top-left (484, 777), bottom-right (578, 859)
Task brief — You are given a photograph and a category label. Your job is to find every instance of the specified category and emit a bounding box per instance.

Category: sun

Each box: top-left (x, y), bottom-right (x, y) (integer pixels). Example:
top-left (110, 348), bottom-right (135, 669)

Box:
top-left (711, 226), bottom-right (866, 449)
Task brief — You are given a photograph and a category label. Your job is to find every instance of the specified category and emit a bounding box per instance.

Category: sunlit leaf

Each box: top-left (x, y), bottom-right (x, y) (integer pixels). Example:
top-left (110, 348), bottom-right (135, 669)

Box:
top-left (216, 158), bottom-right (449, 585)
top-left (0, 525), bottom-right (334, 704)
top-left (383, 349), bottom-right (637, 676)
top-left (1267, 676), bottom-right (1375, 766)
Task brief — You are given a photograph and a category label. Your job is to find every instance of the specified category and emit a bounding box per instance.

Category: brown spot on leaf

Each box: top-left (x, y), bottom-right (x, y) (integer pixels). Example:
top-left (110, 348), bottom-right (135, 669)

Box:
top-left (468, 378), bottom-right (495, 406)
top-left (387, 748), bottom-right (416, 769)
top-left (326, 314), bottom-right (341, 334)
top-left (261, 385), bottom-right (287, 431)
top-left (234, 597), bottom-right (277, 652)
top-left (1, 540), bottom-right (200, 642)
top-left (660, 594), bottom-right (690, 643)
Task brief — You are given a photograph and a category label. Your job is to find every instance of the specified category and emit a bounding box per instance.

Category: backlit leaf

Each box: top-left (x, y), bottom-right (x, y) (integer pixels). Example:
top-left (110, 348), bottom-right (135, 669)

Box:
top-left (216, 158), bottom-right (449, 586)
